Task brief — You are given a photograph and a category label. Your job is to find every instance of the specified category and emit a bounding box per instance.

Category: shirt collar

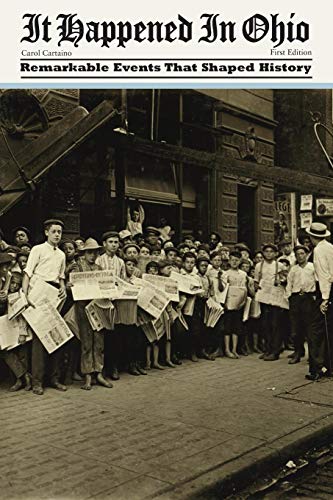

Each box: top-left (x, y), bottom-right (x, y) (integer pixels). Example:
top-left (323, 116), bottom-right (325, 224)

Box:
top-left (45, 240), bottom-right (58, 250)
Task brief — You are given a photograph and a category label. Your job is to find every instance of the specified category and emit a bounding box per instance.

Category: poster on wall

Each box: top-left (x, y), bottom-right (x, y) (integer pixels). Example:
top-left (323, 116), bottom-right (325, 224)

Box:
top-left (300, 195), bottom-right (313, 211)
top-left (316, 198), bottom-right (333, 217)
top-left (274, 193), bottom-right (297, 246)
top-left (300, 212), bottom-right (313, 229)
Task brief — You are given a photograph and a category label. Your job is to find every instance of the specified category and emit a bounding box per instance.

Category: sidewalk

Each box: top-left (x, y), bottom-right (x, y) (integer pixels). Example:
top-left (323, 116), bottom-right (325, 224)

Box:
top-left (1, 350), bottom-right (333, 500)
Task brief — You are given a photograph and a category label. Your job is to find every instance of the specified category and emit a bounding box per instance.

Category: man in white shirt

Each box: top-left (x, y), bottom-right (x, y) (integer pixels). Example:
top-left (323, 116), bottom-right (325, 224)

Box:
top-left (286, 245), bottom-right (318, 367)
top-left (306, 222), bottom-right (333, 378)
top-left (22, 219), bottom-right (67, 395)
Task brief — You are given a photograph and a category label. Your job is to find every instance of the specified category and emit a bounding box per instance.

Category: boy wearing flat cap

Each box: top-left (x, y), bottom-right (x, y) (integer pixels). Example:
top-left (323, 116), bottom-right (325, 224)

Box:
top-left (22, 219), bottom-right (67, 395)
top-left (96, 231), bottom-right (125, 381)
top-left (145, 227), bottom-right (161, 248)
top-left (286, 245), bottom-right (317, 367)
top-left (96, 231), bottom-right (125, 279)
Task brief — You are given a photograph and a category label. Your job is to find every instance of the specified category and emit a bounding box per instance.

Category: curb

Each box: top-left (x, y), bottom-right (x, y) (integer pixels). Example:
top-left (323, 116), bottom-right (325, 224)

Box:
top-left (150, 413), bottom-right (333, 499)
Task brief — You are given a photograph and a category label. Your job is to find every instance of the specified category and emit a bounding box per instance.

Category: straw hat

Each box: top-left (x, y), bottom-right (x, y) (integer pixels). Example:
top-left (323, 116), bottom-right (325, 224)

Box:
top-left (306, 222), bottom-right (331, 238)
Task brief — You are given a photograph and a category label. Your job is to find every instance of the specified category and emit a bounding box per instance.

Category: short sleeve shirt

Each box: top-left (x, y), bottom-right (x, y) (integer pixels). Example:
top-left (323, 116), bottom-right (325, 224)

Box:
top-left (24, 241), bottom-right (66, 283)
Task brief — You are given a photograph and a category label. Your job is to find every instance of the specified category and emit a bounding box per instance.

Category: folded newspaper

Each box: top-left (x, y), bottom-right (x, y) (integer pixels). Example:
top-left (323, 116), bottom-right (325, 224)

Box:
top-left (137, 282), bottom-right (170, 319)
top-left (23, 298), bottom-right (73, 354)
top-left (70, 270), bottom-right (117, 301)
top-left (170, 271), bottom-right (203, 295)
top-left (204, 297), bottom-right (224, 328)
top-left (0, 315), bottom-right (32, 350)
top-left (28, 276), bottom-right (63, 309)
top-left (7, 290), bottom-right (28, 320)
top-left (142, 274), bottom-right (179, 302)
top-left (225, 286), bottom-right (247, 311)
top-left (255, 281), bottom-right (289, 310)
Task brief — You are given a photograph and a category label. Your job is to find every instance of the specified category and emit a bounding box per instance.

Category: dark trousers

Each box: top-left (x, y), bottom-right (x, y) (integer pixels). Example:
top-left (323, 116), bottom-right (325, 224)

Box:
top-left (289, 293), bottom-right (316, 357)
top-left (322, 288), bottom-right (333, 374)
top-left (104, 326), bottom-right (124, 373)
top-left (2, 344), bottom-right (29, 379)
top-left (189, 297), bottom-right (207, 353)
top-left (62, 336), bottom-right (81, 381)
top-left (122, 325), bottom-right (145, 365)
top-left (260, 304), bottom-right (284, 356)
top-left (31, 334), bottom-right (62, 387)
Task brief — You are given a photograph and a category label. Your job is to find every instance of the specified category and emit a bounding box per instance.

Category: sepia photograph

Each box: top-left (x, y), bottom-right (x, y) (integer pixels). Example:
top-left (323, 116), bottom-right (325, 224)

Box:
top-left (1, 88), bottom-right (333, 499)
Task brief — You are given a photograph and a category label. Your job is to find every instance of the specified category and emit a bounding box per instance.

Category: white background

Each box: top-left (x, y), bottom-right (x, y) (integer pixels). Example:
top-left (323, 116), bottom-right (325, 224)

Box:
top-left (1, 0), bottom-right (329, 84)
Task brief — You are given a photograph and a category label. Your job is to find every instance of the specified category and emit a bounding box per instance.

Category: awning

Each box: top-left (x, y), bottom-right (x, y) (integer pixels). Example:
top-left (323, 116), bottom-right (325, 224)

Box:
top-left (125, 155), bottom-right (180, 204)
top-left (0, 100), bottom-right (119, 216)
top-left (110, 132), bottom-right (333, 196)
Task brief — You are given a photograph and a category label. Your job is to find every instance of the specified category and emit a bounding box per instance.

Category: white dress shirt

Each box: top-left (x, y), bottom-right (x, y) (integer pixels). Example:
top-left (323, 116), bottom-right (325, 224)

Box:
top-left (313, 239), bottom-right (333, 300)
top-left (24, 241), bottom-right (65, 283)
top-left (286, 262), bottom-right (316, 298)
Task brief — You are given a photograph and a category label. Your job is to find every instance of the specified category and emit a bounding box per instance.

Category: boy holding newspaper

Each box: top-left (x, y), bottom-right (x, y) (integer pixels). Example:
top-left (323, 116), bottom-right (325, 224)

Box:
top-left (22, 219), bottom-right (67, 395)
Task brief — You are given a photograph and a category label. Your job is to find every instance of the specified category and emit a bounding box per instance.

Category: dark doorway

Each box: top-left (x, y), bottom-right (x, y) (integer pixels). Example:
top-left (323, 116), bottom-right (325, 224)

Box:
top-left (237, 185), bottom-right (256, 250)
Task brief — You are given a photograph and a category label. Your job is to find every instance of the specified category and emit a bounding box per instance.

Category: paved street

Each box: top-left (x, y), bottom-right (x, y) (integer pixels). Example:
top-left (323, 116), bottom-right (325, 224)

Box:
top-left (1, 351), bottom-right (333, 500)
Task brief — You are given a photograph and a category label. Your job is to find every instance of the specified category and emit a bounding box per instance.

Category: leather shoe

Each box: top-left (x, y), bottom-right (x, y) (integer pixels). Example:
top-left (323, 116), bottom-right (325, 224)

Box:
top-left (172, 357), bottom-right (182, 365)
top-left (259, 353), bottom-right (267, 359)
top-left (32, 385), bottom-right (44, 395)
top-left (9, 379), bottom-right (23, 392)
top-left (288, 357), bottom-right (300, 365)
top-left (287, 352), bottom-right (297, 359)
top-left (263, 354), bottom-right (279, 361)
top-left (305, 373), bottom-right (321, 381)
top-left (128, 364), bottom-right (140, 376)
top-left (136, 365), bottom-right (147, 375)
top-left (110, 368), bottom-right (120, 381)
top-left (51, 381), bottom-right (67, 391)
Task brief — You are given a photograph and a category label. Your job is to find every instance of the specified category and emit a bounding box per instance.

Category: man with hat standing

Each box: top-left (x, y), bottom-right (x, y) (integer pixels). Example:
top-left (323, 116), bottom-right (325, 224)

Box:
top-left (22, 219), bottom-right (67, 395)
top-left (75, 238), bottom-right (113, 390)
top-left (306, 222), bottom-right (333, 378)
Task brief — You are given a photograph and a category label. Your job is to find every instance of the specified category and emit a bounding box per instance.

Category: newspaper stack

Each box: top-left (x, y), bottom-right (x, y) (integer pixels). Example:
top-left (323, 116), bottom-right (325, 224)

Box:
top-left (94, 299), bottom-right (116, 330)
top-left (7, 290), bottom-right (28, 320)
top-left (204, 297), bottom-right (224, 328)
top-left (85, 300), bottom-right (115, 331)
top-left (141, 313), bottom-right (168, 343)
top-left (0, 315), bottom-right (32, 350)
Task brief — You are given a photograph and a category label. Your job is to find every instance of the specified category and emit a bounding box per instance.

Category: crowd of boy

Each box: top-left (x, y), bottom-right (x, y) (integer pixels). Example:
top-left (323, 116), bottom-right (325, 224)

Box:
top-left (0, 216), bottom-right (332, 395)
